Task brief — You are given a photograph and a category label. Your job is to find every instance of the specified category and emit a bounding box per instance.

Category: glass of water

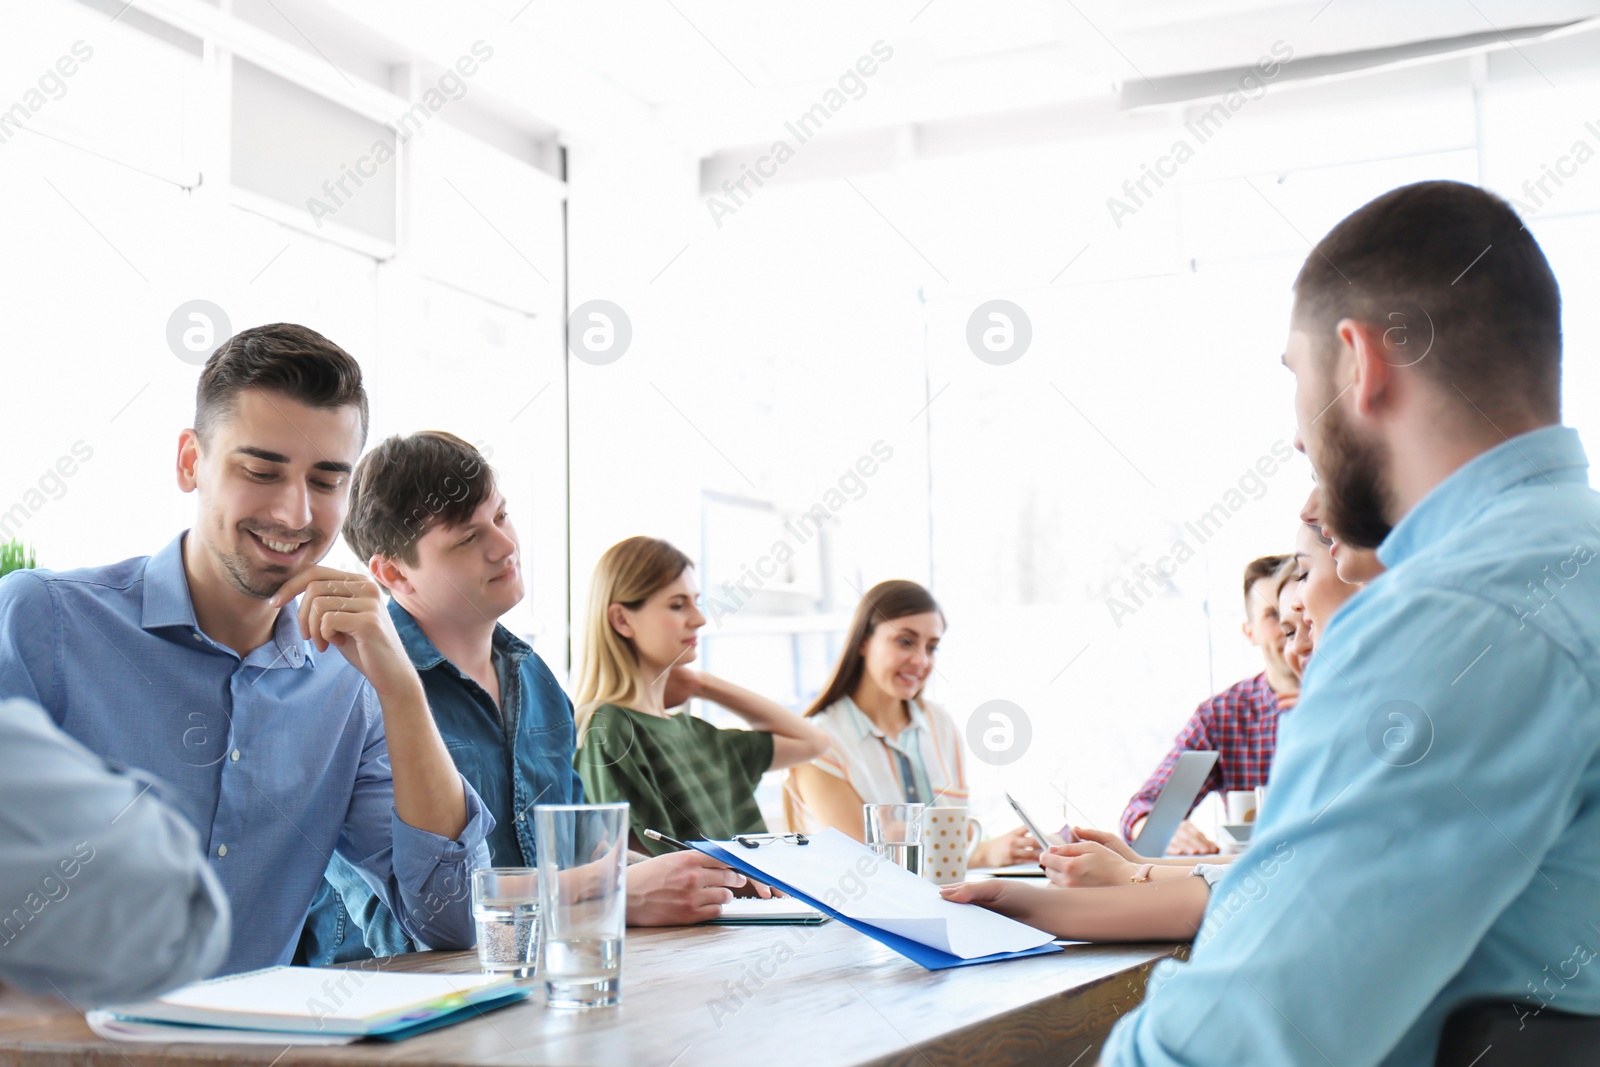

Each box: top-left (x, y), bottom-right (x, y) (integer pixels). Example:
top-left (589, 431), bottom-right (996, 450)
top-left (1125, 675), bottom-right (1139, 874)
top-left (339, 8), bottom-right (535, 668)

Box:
top-left (864, 802), bottom-right (925, 876)
top-left (471, 867), bottom-right (539, 979)
top-left (534, 803), bottom-right (628, 1010)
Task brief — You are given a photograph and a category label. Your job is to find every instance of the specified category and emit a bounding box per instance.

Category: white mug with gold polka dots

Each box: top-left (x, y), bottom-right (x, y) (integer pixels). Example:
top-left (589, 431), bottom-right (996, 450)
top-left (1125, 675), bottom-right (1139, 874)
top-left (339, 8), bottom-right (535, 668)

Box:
top-left (920, 806), bottom-right (981, 885)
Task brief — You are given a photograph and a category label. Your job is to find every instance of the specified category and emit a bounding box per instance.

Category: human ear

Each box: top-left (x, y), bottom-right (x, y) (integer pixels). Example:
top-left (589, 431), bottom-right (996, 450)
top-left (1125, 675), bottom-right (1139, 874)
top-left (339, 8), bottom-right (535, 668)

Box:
top-left (1335, 317), bottom-right (1394, 419)
top-left (608, 602), bottom-right (635, 639)
top-left (371, 554), bottom-right (410, 596)
top-left (176, 429), bottom-right (201, 493)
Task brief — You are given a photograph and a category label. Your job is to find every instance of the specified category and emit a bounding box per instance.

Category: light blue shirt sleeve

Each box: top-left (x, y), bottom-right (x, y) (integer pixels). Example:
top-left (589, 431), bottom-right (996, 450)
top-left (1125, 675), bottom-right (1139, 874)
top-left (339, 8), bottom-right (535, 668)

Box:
top-left (0, 571), bottom-right (60, 715)
top-left (1103, 584), bottom-right (1600, 1065)
top-left (334, 685), bottom-right (492, 951)
top-left (0, 697), bottom-right (230, 1006)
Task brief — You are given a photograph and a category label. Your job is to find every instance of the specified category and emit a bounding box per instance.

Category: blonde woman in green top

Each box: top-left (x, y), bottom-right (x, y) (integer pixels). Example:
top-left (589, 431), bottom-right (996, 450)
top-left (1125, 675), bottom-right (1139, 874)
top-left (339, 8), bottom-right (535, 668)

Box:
top-left (573, 536), bottom-right (829, 858)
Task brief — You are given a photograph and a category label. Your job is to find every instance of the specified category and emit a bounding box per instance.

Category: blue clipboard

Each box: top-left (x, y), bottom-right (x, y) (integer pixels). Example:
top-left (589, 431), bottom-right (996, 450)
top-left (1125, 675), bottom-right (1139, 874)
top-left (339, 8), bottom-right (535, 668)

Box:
top-left (688, 838), bottom-right (1061, 971)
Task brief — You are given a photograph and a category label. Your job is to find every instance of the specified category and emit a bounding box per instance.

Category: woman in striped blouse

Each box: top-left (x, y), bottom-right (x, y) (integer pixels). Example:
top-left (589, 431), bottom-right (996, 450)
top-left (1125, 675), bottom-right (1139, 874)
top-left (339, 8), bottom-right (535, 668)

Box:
top-left (784, 579), bottom-right (1039, 869)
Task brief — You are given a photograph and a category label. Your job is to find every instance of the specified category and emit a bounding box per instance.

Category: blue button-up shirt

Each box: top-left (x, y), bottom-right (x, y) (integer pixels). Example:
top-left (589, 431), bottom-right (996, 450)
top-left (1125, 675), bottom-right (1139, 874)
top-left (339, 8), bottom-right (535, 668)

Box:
top-left (0, 696), bottom-right (230, 1005)
top-left (0, 533), bottom-right (492, 976)
top-left (309, 600), bottom-right (583, 959)
top-left (1105, 425), bottom-right (1600, 1066)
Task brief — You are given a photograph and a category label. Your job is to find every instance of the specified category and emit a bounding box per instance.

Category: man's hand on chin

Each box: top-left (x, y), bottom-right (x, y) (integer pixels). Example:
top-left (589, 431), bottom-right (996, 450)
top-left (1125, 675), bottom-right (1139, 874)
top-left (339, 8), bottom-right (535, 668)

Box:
top-left (269, 566), bottom-right (415, 697)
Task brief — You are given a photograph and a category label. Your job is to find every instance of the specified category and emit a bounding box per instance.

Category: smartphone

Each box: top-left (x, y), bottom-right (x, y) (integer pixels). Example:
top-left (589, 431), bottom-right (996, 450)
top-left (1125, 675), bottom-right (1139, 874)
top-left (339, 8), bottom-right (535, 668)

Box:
top-left (1005, 792), bottom-right (1078, 850)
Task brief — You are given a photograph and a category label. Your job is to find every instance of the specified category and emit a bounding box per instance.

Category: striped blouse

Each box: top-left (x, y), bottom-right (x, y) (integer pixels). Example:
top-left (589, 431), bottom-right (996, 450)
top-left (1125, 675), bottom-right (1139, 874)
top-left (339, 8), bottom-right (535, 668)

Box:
top-left (801, 695), bottom-right (968, 821)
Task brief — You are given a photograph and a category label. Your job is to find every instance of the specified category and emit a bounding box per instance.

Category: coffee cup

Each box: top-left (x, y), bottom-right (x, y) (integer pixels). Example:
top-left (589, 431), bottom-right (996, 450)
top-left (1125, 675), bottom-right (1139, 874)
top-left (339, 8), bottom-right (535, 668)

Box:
top-left (1226, 790), bottom-right (1260, 824)
top-left (921, 806), bottom-right (980, 885)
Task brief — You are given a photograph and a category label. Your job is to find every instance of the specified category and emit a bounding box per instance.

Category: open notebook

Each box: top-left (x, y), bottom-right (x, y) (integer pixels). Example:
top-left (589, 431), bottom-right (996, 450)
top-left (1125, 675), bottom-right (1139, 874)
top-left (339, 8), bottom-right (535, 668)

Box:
top-left (88, 966), bottom-right (528, 1044)
top-left (689, 829), bottom-right (1059, 969)
top-left (705, 896), bottom-right (830, 924)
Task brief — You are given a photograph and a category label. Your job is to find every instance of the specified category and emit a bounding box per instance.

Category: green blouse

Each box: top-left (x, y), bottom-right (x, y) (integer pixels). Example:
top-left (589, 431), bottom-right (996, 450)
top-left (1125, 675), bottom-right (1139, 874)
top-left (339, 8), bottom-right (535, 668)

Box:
top-left (574, 704), bottom-right (774, 856)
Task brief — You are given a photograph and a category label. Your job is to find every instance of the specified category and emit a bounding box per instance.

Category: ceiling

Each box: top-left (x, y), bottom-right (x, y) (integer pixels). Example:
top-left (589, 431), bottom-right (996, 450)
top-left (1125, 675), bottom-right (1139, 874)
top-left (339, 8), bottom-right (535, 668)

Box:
top-left (211, 0), bottom-right (1600, 150)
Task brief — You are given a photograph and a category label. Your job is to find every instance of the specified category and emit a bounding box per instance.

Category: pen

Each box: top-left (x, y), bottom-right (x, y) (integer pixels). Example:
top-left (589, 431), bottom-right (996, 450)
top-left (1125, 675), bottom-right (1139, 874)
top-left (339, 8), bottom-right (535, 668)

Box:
top-left (643, 828), bottom-right (692, 851)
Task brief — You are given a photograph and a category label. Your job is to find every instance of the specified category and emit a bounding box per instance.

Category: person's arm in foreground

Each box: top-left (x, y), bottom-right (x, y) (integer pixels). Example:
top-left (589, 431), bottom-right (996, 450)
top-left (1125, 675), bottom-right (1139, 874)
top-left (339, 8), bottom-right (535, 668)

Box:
top-left (940, 877), bottom-right (1210, 941)
top-left (1043, 828), bottom-right (1237, 887)
top-left (0, 698), bottom-right (230, 1006)
top-left (1100, 589), bottom-right (1595, 1065)
top-left (270, 569), bottom-right (490, 949)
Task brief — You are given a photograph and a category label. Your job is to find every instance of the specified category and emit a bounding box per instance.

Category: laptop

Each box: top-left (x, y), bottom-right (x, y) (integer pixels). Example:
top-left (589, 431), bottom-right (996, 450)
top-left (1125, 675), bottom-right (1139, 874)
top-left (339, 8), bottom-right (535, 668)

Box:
top-left (1129, 750), bottom-right (1222, 858)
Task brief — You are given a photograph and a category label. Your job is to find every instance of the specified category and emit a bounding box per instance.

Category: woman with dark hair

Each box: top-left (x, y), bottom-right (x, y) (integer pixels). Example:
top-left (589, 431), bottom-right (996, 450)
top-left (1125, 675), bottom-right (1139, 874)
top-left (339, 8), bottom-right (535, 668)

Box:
top-left (784, 580), bottom-right (1039, 869)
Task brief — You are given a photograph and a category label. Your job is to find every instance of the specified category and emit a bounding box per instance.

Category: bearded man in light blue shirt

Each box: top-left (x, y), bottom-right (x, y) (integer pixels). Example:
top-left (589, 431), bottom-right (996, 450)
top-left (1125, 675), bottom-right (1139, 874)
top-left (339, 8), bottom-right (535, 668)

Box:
top-left (0, 323), bottom-right (491, 977)
top-left (1093, 182), bottom-right (1600, 1062)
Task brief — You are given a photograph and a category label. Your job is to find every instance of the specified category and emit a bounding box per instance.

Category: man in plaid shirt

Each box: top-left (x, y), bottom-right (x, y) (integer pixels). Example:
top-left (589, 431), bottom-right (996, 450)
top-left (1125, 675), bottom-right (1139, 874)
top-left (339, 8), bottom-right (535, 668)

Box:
top-left (1119, 554), bottom-right (1300, 853)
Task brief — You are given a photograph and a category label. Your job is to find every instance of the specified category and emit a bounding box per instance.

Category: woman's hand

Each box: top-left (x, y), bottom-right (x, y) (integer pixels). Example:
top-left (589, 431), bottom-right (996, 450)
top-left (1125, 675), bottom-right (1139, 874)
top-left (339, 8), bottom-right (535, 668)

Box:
top-left (970, 825), bottom-right (1041, 868)
top-left (1071, 825), bottom-right (1142, 863)
top-left (938, 880), bottom-right (1050, 925)
top-left (661, 666), bottom-right (703, 709)
top-left (1040, 840), bottom-right (1139, 888)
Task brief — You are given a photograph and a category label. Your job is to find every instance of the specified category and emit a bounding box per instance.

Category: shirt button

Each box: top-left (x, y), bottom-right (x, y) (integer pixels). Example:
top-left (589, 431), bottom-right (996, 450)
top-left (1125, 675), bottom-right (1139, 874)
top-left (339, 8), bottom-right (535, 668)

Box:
top-left (216, 844), bottom-right (228, 857)
top-left (231, 749), bottom-right (241, 762)
top-left (192, 632), bottom-right (203, 641)
top-left (517, 812), bottom-right (526, 822)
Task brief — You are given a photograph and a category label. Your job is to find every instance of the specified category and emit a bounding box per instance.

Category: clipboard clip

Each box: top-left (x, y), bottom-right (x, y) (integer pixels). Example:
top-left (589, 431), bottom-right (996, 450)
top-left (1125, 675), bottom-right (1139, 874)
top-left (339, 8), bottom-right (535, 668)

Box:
top-left (734, 832), bottom-right (809, 848)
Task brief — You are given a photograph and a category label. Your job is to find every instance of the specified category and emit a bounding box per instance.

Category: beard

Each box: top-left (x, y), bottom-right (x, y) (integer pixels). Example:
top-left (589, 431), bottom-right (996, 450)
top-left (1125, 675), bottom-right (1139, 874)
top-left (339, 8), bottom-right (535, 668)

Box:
top-left (208, 518), bottom-right (322, 600)
top-left (1314, 401), bottom-right (1395, 550)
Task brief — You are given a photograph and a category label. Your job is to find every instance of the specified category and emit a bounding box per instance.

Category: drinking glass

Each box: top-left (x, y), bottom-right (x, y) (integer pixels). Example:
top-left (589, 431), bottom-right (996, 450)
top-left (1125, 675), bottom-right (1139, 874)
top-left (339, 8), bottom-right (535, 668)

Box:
top-left (863, 802), bottom-right (925, 875)
top-left (471, 868), bottom-right (539, 979)
top-left (534, 803), bottom-right (628, 1009)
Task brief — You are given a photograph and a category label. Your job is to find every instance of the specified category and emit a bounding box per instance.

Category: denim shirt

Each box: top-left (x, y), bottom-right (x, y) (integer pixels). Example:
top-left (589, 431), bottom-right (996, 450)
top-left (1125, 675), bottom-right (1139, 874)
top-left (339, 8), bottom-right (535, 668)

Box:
top-left (301, 600), bottom-right (584, 962)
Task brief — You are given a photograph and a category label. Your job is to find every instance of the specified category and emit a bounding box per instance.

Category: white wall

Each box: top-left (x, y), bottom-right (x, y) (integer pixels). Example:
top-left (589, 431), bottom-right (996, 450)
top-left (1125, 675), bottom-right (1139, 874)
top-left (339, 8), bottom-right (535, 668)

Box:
top-left (9, 1), bottom-right (1600, 841)
top-left (563, 33), bottom-right (1600, 836)
top-left (0, 0), bottom-right (568, 654)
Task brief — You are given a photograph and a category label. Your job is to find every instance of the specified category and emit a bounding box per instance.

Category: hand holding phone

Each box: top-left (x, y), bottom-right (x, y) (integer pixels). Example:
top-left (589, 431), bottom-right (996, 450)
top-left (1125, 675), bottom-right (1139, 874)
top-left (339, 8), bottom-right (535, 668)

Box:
top-left (1005, 792), bottom-right (1079, 851)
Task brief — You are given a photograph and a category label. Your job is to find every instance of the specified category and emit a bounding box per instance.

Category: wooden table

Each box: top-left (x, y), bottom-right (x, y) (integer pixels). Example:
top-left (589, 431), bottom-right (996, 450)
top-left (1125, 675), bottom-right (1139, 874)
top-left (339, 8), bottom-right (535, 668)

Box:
top-left (0, 924), bottom-right (1185, 1067)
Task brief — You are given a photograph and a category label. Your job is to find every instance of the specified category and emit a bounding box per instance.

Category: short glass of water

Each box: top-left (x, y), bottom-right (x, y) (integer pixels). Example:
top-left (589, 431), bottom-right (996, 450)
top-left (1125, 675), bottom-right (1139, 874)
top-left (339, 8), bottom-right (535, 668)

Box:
top-left (864, 802), bottom-right (925, 876)
top-left (534, 803), bottom-right (628, 1009)
top-left (471, 867), bottom-right (539, 979)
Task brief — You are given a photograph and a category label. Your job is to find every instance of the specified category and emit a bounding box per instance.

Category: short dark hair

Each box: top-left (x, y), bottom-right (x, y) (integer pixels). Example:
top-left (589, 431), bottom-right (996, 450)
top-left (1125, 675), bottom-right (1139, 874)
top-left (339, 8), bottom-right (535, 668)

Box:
top-left (1293, 180), bottom-right (1562, 423)
top-left (196, 323), bottom-right (369, 444)
top-left (345, 431), bottom-right (496, 571)
top-left (1243, 553), bottom-right (1290, 611)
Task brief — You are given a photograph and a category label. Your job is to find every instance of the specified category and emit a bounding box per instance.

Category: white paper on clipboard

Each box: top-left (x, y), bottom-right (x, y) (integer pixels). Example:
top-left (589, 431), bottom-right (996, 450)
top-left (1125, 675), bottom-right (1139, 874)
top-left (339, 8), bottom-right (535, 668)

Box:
top-left (702, 829), bottom-right (1055, 959)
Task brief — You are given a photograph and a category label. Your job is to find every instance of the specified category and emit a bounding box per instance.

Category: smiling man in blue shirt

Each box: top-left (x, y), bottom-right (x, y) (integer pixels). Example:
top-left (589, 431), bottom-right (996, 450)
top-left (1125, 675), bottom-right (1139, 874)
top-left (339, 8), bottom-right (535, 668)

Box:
top-left (301, 431), bottom-right (764, 962)
top-left (0, 324), bottom-right (491, 977)
top-left (1096, 183), bottom-right (1600, 1062)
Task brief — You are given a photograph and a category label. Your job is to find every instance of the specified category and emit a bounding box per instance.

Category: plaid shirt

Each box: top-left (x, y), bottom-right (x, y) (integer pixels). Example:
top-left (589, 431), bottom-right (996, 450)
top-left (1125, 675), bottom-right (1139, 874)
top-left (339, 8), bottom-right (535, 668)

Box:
top-left (1119, 671), bottom-right (1289, 842)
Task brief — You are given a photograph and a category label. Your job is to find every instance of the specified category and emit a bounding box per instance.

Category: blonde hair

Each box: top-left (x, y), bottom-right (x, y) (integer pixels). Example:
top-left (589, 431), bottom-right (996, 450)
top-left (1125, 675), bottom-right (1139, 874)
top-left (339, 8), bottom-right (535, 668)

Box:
top-left (573, 536), bottom-right (695, 739)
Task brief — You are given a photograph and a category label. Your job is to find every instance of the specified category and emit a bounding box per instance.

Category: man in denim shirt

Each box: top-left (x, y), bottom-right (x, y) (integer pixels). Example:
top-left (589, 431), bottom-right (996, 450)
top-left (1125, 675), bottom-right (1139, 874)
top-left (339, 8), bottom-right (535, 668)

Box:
top-left (302, 432), bottom-right (763, 962)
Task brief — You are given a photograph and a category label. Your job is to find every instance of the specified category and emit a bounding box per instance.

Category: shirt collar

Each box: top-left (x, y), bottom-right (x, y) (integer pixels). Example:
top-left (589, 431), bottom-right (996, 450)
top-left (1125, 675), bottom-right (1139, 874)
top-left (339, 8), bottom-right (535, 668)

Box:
top-left (846, 694), bottom-right (929, 741)
top-left (139, 533), bottom-right (199, 631)
top-left (1378, 425), bottom-right (1589, 570)
top-left (388, 599), bottom-right (530, 673)
top-left (140, 531), bottom-right (314, 669)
